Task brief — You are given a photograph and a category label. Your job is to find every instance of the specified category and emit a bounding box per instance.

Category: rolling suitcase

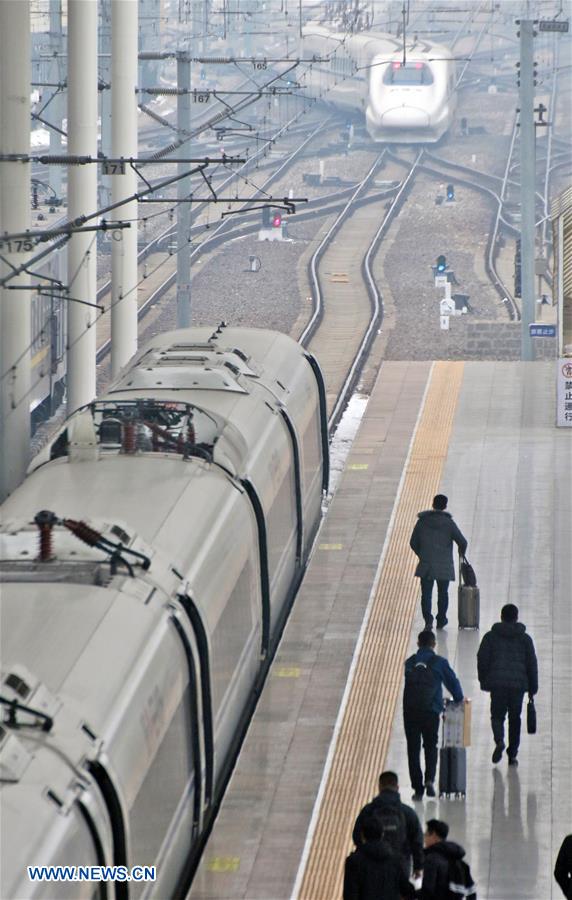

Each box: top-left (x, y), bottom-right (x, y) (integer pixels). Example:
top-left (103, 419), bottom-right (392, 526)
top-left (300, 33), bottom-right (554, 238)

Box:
top-left (439, 747), bottom-right (467, 799)
top-left (439, 700), bottom-right (468, 799)
top-left (458, 553), bottom-right (479, 629)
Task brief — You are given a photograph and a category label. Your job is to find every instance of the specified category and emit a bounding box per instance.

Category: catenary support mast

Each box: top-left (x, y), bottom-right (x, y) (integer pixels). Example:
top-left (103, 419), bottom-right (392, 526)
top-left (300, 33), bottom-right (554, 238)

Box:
top-left (519, 19), bottom-right (536, 361)
top-left (0, 0), bottom-right (32, 500)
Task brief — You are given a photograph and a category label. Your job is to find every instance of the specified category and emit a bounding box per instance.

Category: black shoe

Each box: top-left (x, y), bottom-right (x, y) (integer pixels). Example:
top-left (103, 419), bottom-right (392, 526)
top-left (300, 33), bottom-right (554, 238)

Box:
top-left (411, 790), bottom-right (424, 801)
top-left (425, 782), bottom-right (436, 797)
top-left (436, 618), bottom-right (448, 630)
top-left (508, 757), bottom-right (518, 767)
top-left (423, 620), bottom-right (433, 631)
top-left (492, 741), bottom-right (505, 764)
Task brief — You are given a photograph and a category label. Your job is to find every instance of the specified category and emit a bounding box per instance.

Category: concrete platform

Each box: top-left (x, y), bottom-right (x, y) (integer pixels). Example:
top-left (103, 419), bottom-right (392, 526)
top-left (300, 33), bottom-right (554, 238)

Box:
top-left (189, 360), bottom-right (571, 900)
top-left (385, 361), bottom-right (572, 900)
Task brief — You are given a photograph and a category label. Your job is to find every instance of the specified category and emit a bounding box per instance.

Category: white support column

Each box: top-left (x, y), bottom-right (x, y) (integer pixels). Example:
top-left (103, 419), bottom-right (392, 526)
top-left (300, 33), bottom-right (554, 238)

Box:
top-left (48, 0), bottom-right (63, 201)
top-left (0, 0), bottom-right (31, 500)
top-left (177, 54), bottom-right (191, 328)
top-left (99, 0), bottom-right (112, 208)
top-left (111, 0), bottom-right (138, 377)
top-left (67, 0), bottom-right (98, 413)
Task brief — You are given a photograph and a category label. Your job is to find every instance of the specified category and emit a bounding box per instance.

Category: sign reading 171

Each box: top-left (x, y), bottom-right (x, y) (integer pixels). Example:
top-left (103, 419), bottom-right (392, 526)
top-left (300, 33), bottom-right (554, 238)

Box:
top-left (102, 160), bottom-right (126, 175)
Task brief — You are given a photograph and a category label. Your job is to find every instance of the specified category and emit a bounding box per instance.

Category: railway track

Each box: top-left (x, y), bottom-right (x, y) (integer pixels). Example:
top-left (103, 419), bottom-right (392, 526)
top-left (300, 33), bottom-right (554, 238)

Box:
top-left (94, 110), bottom-right (343, 364)
top-left (300, 149), bottom-right (423, 430)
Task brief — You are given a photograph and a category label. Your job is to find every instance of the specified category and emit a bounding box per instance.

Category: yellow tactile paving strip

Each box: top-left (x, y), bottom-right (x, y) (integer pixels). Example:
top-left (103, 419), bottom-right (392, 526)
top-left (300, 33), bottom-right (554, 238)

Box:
top-left (298, 361), bottom-right (464, 900)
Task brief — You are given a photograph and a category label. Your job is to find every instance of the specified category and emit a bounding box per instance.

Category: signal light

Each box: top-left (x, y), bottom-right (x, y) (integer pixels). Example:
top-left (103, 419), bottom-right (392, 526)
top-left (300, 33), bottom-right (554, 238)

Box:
top-left (272, 214), bottom-right (282, 228)
top-left (446, 184), bottom-right (455, 201)
top-left (436, 255), bottom-right (447, 273)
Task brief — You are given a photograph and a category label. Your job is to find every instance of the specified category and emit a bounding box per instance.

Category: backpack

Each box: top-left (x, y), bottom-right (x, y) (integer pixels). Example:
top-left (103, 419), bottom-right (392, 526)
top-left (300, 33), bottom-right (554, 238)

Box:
top-left (448, 857), bottom-right (477, 899)
top-left (403, 660), bottom-right (436, 716)
top-left (371, 803), bottom-right (407, 857)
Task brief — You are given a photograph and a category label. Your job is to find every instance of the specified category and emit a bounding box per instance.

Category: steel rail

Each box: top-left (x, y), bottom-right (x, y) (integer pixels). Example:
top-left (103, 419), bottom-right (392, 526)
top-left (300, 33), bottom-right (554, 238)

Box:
top-left (327, 151), bottom-right (423, 431)
top-left (95, 106), bottom-right (335, 303)
top-left (96, 116), bottom-right (333, 363)
top-left (298, 151), bottom-right (387, 349)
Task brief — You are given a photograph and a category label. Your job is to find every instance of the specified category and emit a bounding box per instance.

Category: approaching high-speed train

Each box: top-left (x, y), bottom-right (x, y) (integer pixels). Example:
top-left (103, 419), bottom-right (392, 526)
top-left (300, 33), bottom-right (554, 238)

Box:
top-left (0, 327), bottom-right (328, 899)
top-left (302, 24), bottom-right (457, 143)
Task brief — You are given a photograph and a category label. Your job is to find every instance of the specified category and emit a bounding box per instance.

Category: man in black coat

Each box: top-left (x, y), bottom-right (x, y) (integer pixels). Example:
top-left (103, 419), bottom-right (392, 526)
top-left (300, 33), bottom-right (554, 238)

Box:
top-left (555, 834), bottom-right (572, 898)
top-left (409, 494), bottom-right (467, 629)
top-left (418, 819), bottom-right (475, 900)
top-left (352, 771), bottom-right (424, 879)
top-left (344, 817), bottom-right (415, 900)
top-left (477, 603), bottom-right (538, 765)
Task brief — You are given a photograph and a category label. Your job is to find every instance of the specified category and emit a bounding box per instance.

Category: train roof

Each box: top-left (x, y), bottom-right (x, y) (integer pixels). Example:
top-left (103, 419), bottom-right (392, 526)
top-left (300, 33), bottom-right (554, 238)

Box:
top-left (29, 326), bottom-right (315, 476)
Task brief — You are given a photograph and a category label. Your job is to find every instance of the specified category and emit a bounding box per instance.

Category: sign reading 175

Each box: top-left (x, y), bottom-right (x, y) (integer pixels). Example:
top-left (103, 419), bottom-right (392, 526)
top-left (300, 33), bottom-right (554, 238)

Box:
top-left (0, 238), bottom-right (36, 253)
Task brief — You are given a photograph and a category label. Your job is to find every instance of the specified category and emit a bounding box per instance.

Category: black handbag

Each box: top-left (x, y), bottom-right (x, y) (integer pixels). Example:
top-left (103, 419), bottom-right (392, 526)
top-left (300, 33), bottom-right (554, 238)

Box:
top-left (527, 697), bottom-right (537, 734)
top-left (460, 556), bottom-right (477, 587)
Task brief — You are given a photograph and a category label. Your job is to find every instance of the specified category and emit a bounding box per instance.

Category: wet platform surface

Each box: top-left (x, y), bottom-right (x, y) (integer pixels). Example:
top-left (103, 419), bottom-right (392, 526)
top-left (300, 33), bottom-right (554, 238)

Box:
top-left (189, 360), bottom-right (571, 900)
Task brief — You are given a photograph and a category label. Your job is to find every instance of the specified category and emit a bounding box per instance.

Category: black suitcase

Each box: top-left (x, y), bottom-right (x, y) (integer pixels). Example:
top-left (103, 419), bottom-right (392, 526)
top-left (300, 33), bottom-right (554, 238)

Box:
top-left (439, 700), bottom-right (467, 799)
top-left (439, 747), bottom-right (467, 799)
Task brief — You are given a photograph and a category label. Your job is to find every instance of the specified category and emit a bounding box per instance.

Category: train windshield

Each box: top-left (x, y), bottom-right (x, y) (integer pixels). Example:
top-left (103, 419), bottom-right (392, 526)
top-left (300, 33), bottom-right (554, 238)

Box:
top-left (383, 62), bottom-right (434, 85)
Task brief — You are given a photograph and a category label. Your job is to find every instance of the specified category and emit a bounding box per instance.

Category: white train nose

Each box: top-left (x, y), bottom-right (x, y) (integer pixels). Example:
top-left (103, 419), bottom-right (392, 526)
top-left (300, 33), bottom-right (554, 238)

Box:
top-left (380, 107), bottom-right (430, 128)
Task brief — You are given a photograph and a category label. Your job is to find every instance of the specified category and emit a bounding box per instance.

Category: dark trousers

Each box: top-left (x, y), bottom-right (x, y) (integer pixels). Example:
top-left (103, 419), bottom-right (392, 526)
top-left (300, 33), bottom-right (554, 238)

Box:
top-left (420, 577), bottom-right (450, 626)
top-left (404, 712), bottom-right (440, 792)
top-left (490, 687), bottom-right (525, 758)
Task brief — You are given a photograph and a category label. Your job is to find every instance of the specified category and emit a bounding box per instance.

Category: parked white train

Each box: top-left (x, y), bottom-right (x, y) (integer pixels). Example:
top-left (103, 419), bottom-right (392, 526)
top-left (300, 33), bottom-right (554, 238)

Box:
top-left (302, 24), bottom-right (457, 143)
top-left (0, 327), bottom-right (328, 899)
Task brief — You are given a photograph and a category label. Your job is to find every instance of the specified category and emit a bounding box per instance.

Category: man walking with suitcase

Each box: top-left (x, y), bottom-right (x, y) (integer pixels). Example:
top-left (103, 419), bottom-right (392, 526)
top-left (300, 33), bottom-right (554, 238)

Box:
top-left (409, 495), bottom-right (468, 629)
top-left (403, 631), bottom-right (464, 800)
top-left (477, 604), bottom-right (538, 766)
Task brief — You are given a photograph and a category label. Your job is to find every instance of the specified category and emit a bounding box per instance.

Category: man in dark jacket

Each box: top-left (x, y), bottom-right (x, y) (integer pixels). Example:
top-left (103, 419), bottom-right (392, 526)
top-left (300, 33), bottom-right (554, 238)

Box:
top-left (409, 494), bottom-right (467, 629)
top-left (344, 816), bottom-right (416, 900)
top-left (404, 631), bottom-right (464, 800)
top-left (477, 603), bottom-right (538, 765)
top-left (555, 834), bottom-right (572, 898)
top-left (418, 819), bottom-right (476, 900)
top-left (352, 771), bottom-right (424, 880)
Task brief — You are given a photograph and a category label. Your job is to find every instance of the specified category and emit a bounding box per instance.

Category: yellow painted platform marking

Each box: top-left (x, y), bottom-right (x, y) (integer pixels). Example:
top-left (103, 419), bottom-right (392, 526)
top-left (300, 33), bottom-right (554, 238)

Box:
top-left (330, 273), bottom-right (349, 283)
top-left (347, 463), bottom-right (369, 470)
top-left (318, 543), bottom-right (343, 550)
top-left (298, 361), bottom-right (464, 900)
top-left (206, 857), bottom-right (240, 873)
top-left (274, 666), bottom-right (301, 678)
